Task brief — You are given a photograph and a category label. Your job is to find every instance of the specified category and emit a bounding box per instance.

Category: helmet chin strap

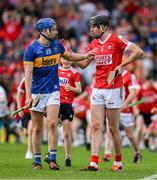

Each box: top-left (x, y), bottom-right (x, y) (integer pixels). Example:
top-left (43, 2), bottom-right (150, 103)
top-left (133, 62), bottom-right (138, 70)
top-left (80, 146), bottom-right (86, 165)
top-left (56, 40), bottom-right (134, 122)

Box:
top-left (39, 29), bottom-right (54, 42)
top-left (95, 25), bottom-right (108, 39)
top-left (39, 32), bottom-right (53, 41)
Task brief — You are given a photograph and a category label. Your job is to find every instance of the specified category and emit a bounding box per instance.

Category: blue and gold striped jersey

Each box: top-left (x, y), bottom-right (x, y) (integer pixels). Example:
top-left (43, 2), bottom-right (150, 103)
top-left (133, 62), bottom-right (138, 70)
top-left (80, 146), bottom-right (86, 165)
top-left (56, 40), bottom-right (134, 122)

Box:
top-left (24, 40), bottom-right (65, 94)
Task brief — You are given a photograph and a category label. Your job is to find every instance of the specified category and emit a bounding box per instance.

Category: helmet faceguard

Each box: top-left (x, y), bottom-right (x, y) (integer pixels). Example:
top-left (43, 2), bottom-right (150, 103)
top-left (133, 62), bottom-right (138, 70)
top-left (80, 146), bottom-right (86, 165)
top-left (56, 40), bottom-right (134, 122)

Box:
top-left (36, 18), bottom-right (57, 41)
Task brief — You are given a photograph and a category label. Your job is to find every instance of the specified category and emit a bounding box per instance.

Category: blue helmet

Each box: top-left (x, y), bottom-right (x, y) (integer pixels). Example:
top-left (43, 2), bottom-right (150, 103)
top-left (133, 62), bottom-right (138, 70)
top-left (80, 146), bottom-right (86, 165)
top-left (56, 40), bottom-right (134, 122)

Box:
top-left (36, 18), bottom-right (56, 32)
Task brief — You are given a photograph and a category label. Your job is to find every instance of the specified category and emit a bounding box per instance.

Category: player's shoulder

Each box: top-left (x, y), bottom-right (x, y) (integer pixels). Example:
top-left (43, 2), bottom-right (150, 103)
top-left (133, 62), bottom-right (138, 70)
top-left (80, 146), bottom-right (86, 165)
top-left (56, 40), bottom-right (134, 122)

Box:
top-left (27, 40), bottom-right (38, 49)
top-left (25, 40), bottom-right (39, 53)
top-left (123, 70), bottom-right (131, 76)
top-left (123, 70), bottom-right (136, 78)
top-left (117, 34), bottom-right (129, 44)
top-left (122, 70), bottom-right (133, 81)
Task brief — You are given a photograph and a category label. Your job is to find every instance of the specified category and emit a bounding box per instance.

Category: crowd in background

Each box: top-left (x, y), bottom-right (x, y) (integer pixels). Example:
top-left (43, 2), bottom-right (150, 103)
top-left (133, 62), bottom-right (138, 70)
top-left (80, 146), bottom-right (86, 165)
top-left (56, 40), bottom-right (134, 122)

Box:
top-left (0, 0), bottom-right (157, 150)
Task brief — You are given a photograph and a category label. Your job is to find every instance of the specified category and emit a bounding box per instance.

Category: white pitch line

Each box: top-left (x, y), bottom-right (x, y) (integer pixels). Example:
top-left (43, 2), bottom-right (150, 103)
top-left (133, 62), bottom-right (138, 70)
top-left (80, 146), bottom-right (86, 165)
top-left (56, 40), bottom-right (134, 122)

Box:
top-left (143, 173), bottom-right (157, 180)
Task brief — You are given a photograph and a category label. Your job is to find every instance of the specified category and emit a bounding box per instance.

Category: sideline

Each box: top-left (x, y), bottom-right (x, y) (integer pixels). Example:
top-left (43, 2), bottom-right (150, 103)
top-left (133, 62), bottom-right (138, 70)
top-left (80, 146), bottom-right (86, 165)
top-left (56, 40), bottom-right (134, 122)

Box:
top-left (143, 173), bottom-right (157, 180)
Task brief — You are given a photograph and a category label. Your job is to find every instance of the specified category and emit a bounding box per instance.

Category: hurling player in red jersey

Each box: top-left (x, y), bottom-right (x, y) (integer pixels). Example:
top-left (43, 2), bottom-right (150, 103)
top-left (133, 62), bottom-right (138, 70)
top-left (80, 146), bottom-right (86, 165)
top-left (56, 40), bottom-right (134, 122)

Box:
top-left (58, 57), bottom-right (82, 167)
top-left (134, 73), bottom-right (157, 150)
top-left (120, 68), bottom-right (142, 162)
top-left (75, 15), bottom-right (144, 171)
top-left (16, 78), bottom-right (33, 159)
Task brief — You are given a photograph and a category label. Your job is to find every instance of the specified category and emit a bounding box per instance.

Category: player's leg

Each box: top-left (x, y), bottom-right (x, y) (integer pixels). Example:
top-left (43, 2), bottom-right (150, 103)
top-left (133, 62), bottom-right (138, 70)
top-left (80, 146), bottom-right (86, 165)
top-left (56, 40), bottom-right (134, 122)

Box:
top-left (71, 116), bottom-right (82, 147)
top-left (42, 116), bottom-right (48, 144)
top-left (30, 110), bottom-right (43, 170)
top-left (124, 126), bottom-right (141, 162)
top-left (104, 118), bottom-right (113, 161)
top-left (63, 120), bottom-right (71, 166)
top-left (121, 113), bottom-right (141, 162)
top-left (91, 104), bottom-right (104, 166)
top-left (81, 104), bottom-right (104, 171)
top-left (107, 108), bottom-right (123, 171)
top-left (46, 104), bottom-right (60, 170)
top-left (134, 114), bottom-right (145, 149)
top-left (61, 104), bottom-right (74, 167)
top-left (25, 119), bottom-right (33, 159)
top-left (81, 88), bottom-right (105, 171)
top-left (85, 109), bottom-right (92, 151)
top-left (106, 87), bottom-right (124, 171)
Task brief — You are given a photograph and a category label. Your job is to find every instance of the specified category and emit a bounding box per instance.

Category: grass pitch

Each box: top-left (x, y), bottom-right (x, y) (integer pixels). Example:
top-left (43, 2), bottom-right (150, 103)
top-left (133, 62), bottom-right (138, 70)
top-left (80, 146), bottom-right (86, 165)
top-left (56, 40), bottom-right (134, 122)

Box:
top-left (0, 143), bottom-right (157, 179)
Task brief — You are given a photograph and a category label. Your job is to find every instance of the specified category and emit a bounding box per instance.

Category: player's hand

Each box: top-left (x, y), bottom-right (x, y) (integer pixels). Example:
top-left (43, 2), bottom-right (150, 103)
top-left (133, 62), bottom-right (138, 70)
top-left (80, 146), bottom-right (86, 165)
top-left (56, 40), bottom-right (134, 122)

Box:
top-left (121, 102), bottom-right (129, 110)
top-left (87, 48), bottom-right (97, 58)
top-left (151, 107), bottom-right (157, 114)
top-left (115, 64), bottom-right (122, 76)
top-left (25, 97), bottom-right (33, 108)
top-left (133, 107), bottom-right (140, 116)
top-left (65, 84), bottom-right (72, 91)
top-left (18, 111), bottom-right (24, 117)
top-left (60, 39), bottom-right (71, 51)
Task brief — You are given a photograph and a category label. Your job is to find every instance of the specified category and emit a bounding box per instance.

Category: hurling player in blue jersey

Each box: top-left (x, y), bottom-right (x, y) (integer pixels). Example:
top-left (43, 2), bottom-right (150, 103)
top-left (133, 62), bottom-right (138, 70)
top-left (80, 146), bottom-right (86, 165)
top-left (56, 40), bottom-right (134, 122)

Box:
top-left (24, 18), bottom-right (96, 170)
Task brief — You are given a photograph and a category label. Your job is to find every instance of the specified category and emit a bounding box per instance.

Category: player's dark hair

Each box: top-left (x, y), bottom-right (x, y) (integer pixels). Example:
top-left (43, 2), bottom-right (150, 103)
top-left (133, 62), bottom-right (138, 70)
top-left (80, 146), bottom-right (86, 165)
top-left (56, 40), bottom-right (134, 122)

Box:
top-left (89, 15), bottom-right (109, 28)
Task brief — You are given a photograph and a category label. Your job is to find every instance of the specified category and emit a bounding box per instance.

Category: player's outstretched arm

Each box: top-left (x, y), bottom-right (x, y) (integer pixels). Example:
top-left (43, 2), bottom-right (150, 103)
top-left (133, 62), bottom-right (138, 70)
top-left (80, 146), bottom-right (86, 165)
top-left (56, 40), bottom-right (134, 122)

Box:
top-left (62, 49), bottom-right (96, 62)
top-left (60, 38), bottom-right (96, 67)
top-left (75, 56), bottom-right (94, 69)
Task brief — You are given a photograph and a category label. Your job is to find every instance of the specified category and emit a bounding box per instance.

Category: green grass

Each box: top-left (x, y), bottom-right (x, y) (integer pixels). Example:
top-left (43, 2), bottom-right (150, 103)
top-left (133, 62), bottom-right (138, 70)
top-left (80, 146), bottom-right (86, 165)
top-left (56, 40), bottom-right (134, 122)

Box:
top-left (0, 143), bottom-right (157, 179)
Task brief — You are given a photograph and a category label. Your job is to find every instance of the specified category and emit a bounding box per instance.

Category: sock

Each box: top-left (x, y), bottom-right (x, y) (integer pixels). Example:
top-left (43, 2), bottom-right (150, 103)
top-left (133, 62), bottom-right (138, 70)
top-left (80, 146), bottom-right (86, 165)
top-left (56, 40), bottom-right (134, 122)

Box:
top-left (114, 155), bottom-right (122, 166)
top-left (104, 150), bottom-right (111, 158)
top-left (135, 152), bottom-right (140, 155)
top-left (90, 155), bottom-right (99, 166)
top-left (49, 150), bottom-right (57, 161)
top-left (105, 153), bottom-right (111, 159)
top-left (34, 153), bottom-right (41, 164)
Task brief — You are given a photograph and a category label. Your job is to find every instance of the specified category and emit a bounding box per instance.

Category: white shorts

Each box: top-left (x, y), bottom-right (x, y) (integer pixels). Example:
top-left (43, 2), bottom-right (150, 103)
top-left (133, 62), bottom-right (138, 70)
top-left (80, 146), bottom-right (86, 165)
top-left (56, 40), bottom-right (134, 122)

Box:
top-left (91, 87), bottom-right (124, 109)
top-left (30, 91), bottom-right (60, 112)
top-left (120, 113), bottom-right (135, 127)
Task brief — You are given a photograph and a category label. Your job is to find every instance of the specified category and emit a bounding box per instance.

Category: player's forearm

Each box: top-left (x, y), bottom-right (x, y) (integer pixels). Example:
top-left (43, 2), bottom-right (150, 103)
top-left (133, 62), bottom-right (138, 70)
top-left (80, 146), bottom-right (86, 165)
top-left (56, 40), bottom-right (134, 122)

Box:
top-left (16, 92), bottom-right (22, 108)
top-left (70, 86), bottom-right (82, 94)
top-left (75, 58), bottom-right (93, 69)
top-left (63, 52), bottom-right (88, 62)
top-left (24, 70), bottom-right (32, 99)
top-left (124, 91), bottom-right (136, 106)
top-left (121, 49), bottom-right (144, 67)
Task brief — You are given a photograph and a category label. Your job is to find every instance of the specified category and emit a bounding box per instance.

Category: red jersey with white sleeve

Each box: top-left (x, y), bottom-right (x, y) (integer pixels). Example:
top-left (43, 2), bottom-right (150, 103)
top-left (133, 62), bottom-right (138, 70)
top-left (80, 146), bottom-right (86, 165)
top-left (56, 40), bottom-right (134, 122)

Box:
top-left (121, 70), bottom-right (137, 113)
top-left (17, 78), bottom-right (30, 114)
top-left (136, 85), bottom-right (157, 114)
top-left (88, 33), bottom-right (131, 89)
top-left (59, 66), bottom-right (80, 104)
